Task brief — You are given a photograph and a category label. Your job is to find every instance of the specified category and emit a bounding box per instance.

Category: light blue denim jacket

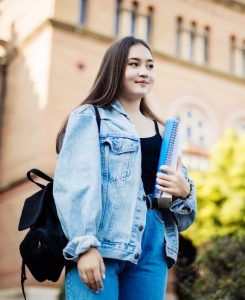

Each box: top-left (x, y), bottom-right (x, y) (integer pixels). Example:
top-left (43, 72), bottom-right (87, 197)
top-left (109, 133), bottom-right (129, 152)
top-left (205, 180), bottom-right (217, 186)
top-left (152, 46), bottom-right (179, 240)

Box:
top-left (53, 100), bottom-right (197, 268)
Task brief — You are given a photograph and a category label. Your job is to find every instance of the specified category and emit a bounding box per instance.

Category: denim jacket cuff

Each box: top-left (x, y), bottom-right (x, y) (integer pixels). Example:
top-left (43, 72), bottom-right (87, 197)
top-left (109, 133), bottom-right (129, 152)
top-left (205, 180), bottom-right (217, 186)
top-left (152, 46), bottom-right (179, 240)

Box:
top-left (63, 235), bottom-right (101, 261)
top-left (169, 180), bottom-right (195, 215)
top-left (170, 199), bottom-right (192, 214)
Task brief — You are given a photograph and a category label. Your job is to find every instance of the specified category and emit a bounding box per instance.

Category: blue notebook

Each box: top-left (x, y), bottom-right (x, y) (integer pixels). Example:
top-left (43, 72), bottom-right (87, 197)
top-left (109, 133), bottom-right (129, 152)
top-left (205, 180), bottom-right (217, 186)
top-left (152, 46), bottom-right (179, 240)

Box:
top-left (153, 119), bottom-right (180, 208)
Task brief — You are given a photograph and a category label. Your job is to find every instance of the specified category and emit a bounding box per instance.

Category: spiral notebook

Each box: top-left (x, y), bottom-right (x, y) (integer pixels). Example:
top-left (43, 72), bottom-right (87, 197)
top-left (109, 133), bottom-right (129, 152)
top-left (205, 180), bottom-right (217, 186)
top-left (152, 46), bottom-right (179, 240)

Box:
top-left (153, 119), bottom-right (180, 208)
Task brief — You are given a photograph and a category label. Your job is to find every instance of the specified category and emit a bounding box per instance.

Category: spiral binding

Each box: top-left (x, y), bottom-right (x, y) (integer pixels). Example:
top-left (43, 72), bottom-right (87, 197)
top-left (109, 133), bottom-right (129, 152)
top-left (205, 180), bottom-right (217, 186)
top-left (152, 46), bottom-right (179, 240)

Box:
top-left (165, 120), bottom-right (179, 167)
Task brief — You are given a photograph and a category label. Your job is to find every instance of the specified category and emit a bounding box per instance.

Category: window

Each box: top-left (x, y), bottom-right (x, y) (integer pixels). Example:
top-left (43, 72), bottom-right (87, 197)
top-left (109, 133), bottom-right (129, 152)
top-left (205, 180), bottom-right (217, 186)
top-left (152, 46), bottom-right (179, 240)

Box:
top-left (186, 127), bottom-right (192, 139)
top-left (114, 0), bottom-right (122, 35)
top-left (203, 26), bottom-right (210, 64)
top-left (114, 1), bottom-right (131, 38)
top-left (175, 17), bottom-right (210, 65)
top-left (229, 35), bottom-right (236, 74)
top-left (79, 0), bottom-right (87, 26)
top-left (187, 110), bottom-right (192, 118)
top-left (176, 106), bottom-right (211, 171)
top-left (198, 121), bottom-right (203, 128)
top-left (175, 17), bottom-right (183, 57)
top-left (229, 35), bottom-right (245, 77)
top-left (146, 6), bottom-right (153, 43)
top-left (175, 106), bottom-right (211, 149)
top-left (189, 22), bottom-right (196, 60)
top-left (114, 1), bottom-right (154, 42)
top-left (130, 2), bottom-right (138, 35)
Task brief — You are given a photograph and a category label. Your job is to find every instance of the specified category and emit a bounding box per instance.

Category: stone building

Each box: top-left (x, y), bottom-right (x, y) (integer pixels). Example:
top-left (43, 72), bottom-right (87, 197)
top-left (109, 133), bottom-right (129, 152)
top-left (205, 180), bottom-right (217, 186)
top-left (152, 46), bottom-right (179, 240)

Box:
top-left (0, 0), bottom-right (244, 299)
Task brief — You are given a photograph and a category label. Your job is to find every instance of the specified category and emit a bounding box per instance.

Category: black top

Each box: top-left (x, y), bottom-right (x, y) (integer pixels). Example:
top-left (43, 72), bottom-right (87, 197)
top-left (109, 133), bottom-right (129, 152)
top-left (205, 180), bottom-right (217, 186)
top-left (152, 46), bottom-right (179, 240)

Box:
top-left (140, 121), bottom-right (162, 195)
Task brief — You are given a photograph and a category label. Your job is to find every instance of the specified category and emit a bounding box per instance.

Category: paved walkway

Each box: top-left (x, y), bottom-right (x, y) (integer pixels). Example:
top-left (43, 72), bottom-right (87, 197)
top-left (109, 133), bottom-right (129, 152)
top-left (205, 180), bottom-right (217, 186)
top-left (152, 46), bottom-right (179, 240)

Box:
top-left (0, 287), bottom-right (178, 300)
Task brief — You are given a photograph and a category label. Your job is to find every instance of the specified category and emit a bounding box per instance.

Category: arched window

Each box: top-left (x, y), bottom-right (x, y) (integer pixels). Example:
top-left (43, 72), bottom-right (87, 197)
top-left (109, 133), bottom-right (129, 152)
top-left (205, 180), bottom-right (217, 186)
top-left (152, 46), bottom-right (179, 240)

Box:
top-left (175, 105), bottom-right (211, 150)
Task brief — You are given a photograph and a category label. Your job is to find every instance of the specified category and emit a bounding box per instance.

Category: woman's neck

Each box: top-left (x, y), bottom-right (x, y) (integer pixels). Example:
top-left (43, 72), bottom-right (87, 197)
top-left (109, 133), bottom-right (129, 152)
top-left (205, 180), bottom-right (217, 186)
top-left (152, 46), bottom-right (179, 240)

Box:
top-left (118, 98), bottom-right (142, 118)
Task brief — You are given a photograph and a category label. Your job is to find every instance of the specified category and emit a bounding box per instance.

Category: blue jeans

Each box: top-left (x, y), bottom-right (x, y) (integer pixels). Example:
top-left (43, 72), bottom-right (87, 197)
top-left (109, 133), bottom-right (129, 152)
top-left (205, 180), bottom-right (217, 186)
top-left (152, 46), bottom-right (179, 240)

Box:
top-left (65, 209), bottom-right (168, 300)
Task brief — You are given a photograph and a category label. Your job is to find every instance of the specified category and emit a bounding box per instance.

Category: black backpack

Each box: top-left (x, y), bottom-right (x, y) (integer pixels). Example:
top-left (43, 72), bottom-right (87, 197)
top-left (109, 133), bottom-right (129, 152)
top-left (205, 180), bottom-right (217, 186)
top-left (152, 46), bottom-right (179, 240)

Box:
top-left (18, 169), bottom-right (68, 299)
top-left (18, 106), bottom-right (101, 299)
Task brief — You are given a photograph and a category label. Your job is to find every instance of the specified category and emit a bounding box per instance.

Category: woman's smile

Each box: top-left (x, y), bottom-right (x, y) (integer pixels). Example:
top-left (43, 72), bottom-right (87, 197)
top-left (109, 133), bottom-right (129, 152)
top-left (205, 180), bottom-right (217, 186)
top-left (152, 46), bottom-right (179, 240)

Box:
top-left (135, 80), bottom-right (149, 85)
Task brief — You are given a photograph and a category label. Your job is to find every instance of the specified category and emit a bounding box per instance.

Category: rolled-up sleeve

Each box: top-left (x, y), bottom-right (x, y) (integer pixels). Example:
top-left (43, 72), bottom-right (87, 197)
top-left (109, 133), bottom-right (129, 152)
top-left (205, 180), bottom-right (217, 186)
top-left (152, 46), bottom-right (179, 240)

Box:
top-left (53, 107), bottom-right (102, 261)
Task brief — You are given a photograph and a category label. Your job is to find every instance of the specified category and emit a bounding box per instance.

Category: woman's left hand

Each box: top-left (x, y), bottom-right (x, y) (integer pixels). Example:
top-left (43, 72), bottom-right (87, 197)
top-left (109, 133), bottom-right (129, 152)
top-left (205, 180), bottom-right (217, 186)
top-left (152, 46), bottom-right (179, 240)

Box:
top-left (156, 157), bottom-right (190, 199)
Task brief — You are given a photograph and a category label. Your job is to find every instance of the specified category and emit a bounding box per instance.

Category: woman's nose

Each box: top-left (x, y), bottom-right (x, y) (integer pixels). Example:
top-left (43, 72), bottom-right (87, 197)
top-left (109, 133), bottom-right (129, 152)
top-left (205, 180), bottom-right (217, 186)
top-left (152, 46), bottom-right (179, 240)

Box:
top-left (138, 67), bottom-right (149, 77)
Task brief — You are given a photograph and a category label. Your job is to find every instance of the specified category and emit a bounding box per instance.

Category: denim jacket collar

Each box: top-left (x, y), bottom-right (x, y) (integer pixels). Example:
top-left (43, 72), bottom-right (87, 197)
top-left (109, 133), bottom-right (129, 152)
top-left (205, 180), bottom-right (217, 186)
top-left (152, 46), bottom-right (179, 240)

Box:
top-left (111, 100), bottom-right (130, 120)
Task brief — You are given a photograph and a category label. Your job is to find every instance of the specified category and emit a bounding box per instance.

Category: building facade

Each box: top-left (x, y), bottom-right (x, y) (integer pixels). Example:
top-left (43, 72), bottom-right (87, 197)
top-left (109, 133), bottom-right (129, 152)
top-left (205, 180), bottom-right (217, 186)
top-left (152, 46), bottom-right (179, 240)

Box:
top-left (0, 0), bottom-right (245, 299)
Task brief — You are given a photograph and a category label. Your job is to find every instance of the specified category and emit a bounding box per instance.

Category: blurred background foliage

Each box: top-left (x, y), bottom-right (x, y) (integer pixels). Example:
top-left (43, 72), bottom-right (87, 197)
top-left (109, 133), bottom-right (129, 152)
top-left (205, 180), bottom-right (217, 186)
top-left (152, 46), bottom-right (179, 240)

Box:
top-left (184, 129), bottom-right (245, 245)
top-left (176, 129), bottom-right (245, 299)
top-left (176, 234), bottom-right (245, 300)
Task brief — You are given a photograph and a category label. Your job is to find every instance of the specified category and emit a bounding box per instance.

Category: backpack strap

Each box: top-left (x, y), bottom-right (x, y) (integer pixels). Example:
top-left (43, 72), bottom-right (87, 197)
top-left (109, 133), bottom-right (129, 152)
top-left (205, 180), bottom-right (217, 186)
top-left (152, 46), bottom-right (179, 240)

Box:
top-left (93, 106), bottom-right (101, 133)
top-left (21, 259), bottom-right (27, 300)
top-left (27, 169), bottom-right (53, 189)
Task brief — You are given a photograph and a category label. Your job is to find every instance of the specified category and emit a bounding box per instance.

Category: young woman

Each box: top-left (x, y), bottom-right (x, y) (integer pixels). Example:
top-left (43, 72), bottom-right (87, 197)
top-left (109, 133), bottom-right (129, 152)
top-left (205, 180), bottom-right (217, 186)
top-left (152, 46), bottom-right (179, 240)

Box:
top-left (53, 36), bottom-right (196, 300)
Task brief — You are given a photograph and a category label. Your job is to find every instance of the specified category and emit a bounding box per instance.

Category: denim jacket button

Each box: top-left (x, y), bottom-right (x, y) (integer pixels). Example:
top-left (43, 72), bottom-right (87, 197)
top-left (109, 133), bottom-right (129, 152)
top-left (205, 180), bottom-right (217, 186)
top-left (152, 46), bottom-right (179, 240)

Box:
top-left (134, 253), bottom-right (140, 259)
top-left (139, 225), bottom-right (144, 231)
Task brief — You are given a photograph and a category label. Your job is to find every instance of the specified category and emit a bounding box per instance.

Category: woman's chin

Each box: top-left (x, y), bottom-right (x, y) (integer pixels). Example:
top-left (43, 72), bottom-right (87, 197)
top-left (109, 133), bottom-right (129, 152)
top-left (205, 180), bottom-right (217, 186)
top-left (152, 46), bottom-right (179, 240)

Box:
top-left (132, 88), bottom-right (151, 98)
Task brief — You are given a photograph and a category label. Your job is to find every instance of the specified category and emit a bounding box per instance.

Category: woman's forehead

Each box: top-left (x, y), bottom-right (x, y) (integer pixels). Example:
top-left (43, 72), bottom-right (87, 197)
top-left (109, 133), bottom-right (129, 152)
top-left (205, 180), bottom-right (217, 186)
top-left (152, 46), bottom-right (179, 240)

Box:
top-left (127, 44), bottom-right (153, 61)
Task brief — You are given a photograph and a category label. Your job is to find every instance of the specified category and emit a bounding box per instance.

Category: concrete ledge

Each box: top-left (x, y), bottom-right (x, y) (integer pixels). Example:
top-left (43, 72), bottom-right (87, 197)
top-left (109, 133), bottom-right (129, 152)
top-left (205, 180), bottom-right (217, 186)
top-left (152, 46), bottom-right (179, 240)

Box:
top-left (0, 287), bottom-right (60, 300)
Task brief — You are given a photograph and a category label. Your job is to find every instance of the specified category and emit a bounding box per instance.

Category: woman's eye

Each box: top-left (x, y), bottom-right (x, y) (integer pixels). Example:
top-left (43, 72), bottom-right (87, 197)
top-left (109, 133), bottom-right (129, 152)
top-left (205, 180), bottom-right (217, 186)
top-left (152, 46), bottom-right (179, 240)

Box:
top-left (128, 62), bottom-right (154, 69)
top-left (129, 62), bottom-right (139, 67)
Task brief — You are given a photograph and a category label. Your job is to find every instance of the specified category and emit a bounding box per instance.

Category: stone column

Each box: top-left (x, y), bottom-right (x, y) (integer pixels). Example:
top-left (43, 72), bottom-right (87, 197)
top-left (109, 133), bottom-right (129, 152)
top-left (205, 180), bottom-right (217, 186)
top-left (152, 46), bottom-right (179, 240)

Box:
top-left (195, 34), bottom-right (204, 65)
top-left (135, 14), bottom-right (147, 40)
top-left (181, 29), bottom-right (190, 60)
top-left (118, 5), bottom-right (131, 38)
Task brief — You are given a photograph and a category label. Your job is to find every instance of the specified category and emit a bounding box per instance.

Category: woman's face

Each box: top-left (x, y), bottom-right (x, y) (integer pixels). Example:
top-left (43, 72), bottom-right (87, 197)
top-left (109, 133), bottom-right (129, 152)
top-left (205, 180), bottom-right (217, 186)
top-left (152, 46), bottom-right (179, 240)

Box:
top-left (120, 44), bottom-right (155, 101)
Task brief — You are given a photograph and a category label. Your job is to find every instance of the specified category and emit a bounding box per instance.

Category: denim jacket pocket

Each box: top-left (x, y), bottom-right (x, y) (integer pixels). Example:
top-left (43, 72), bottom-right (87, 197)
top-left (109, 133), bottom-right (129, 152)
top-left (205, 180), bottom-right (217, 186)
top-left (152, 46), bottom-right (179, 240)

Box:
top-left (101, 136), bottom-right (138, 182)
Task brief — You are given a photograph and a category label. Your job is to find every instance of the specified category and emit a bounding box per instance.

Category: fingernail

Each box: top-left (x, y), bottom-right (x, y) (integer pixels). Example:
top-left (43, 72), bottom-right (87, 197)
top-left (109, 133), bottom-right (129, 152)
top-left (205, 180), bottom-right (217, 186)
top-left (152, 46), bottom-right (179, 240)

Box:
top-left (102, 274), bottom-right (106, 279)
top-left (95, 291), bottom-right (100, 294)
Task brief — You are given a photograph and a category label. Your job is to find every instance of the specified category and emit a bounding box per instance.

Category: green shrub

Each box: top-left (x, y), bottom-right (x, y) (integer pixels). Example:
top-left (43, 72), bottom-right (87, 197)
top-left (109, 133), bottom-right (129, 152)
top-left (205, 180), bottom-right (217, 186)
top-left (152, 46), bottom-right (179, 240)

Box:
top-left (183, 130), bottom-right (245, 246)
top-left (176, 234), bottom-right (245, 300)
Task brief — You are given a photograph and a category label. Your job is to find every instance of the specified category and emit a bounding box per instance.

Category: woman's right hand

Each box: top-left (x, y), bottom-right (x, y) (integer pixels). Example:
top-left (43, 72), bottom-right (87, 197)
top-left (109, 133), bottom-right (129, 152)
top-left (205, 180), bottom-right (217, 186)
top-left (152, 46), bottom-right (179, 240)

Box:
top-left (77, 247), bottom-right (106, 293)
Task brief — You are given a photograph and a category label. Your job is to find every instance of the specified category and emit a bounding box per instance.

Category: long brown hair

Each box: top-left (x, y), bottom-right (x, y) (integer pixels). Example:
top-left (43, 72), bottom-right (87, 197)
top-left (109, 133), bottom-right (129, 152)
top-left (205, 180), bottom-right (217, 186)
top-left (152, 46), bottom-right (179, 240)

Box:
top-left (56, 36), bottom-right (161, 153)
